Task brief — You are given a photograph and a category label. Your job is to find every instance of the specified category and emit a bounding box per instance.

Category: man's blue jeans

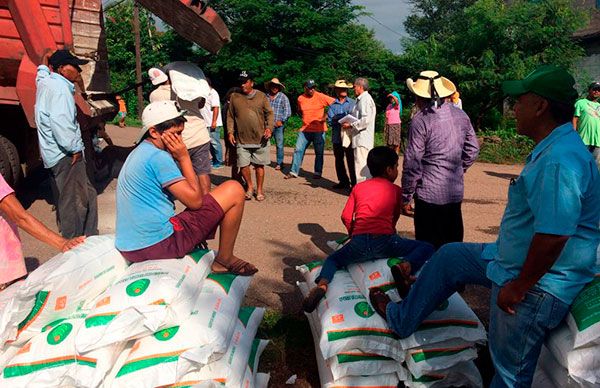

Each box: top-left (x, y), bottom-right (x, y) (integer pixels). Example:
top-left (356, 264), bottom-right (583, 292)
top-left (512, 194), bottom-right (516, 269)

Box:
top-left (289, 132), bottom-right (325, 176)
top-left (316, 234), bottom-right (435, 283)
top-left (209, 126), bottom-right (223, 166)
top-left (385, 243), bottom-right (569, 388)
top-left (272, 125), bottom-right (285, 166)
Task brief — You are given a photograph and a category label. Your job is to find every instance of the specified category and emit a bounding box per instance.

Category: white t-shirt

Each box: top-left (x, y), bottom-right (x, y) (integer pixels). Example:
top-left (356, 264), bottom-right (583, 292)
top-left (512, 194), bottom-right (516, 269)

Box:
top-left (200, 88), bottom-right (223, 128)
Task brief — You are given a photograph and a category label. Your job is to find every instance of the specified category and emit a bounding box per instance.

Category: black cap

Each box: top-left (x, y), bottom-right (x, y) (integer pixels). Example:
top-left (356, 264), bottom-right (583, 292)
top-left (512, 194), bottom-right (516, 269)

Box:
top-left (304, 79), bottom-right (316, 89)
top-left (589, 82), bottom-right (600, 92)
top-left (238, 70), bottom-right (253, 82)
top-left (49, 50), bottom-right (89, 72)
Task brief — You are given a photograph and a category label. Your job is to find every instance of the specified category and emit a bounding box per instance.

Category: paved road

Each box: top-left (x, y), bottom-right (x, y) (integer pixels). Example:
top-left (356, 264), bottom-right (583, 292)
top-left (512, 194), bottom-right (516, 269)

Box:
top-left (19, 124), bottom-right (521, 314)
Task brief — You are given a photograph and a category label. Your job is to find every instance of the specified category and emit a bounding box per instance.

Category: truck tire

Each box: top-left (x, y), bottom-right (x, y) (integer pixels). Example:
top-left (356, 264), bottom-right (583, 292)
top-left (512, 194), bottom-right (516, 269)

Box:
top-left (0, 135), bottom-right (21, 187)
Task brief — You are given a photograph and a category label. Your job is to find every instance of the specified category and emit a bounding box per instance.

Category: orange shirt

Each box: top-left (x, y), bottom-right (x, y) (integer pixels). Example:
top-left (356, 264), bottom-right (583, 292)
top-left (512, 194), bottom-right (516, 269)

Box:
top-left (297, 91), bottom-right (335, 132)
top-left (117, 97), bottom-right (127, 113)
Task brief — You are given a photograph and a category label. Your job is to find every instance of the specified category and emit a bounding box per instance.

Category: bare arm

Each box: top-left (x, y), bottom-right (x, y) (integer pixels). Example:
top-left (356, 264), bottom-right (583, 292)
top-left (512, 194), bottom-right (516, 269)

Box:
top-left (211, 106), bottom-right (219, 128)
top-left (163, 132), bottom-right (203, 209)
top-left (572, 116), bottom-right (579, 130)
top-left (0, 193), bottom-right (85, 251)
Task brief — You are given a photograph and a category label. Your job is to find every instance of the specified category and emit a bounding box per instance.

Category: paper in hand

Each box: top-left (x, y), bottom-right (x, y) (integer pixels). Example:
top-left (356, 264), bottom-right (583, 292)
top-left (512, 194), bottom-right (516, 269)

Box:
top-left (338, 114), bottom-right (358, 125)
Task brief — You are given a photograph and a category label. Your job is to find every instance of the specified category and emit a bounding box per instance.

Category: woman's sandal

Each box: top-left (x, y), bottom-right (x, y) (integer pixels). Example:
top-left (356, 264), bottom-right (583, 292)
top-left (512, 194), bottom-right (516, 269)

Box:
top-left (255, 193), bottom-right (266, 202)
top-left (244, 190), bottom-right (253, 200)
top-left (369, 287), bottom-right (391, 320)
top-left (391, 263), bottom-right (414, 299)
top-left (212, 257), bottom-right (258, 276)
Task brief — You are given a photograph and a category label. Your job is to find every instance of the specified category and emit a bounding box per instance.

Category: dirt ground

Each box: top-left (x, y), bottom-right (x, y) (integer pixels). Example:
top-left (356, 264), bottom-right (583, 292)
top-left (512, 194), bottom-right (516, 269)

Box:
top-left (19, 124), bottom-right (523, 386)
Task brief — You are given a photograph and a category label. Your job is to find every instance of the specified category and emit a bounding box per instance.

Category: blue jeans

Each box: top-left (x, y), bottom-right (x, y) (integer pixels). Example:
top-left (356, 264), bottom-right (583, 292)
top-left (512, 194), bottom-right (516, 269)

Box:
top-left (316, 234), bottom-right (435, 283)
top-left (209, 127), bottom-right (223, 166)
top-left (289, 132), bottom-right (325, 176)
top-left (272, 125), bottom-right (285, 166)
top-left (385, 243), bottom-right (570, 388)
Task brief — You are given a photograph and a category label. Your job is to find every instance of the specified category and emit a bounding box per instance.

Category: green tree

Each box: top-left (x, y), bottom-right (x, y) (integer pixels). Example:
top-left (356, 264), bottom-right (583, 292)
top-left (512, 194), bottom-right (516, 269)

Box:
top-left (404, 0), bottom-right (477, 40)
top-left (400, 0), bottom-right (587, 130)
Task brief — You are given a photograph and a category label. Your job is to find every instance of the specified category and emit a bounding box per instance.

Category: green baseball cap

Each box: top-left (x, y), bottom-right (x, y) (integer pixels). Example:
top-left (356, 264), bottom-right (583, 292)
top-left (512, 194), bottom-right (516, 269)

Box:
top-left (502, 65), bottom-right (578, 104)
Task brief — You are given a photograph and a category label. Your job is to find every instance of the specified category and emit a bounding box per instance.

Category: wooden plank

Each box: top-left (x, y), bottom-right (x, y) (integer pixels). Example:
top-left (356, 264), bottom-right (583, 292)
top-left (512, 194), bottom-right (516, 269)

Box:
top-left (0, 18), bottom-right (18, 39)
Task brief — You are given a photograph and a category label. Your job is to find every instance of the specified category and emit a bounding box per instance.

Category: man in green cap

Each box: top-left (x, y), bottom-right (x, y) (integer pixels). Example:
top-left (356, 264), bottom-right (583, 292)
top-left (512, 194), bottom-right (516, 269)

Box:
top-left (369, 65), bottom-right (600, 387)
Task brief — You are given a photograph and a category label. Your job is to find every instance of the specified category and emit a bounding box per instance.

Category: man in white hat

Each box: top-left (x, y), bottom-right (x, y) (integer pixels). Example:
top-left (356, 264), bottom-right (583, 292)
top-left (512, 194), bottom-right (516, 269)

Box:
top-left (342, 77), bottom-right (376, 183)
top-left (327, 80), bottom-right (356, 189)
top-left (148, 67), bottom-right (170, 101)
top-left (115, 100), bottom-right (257, 276)
top-left (265, 78), bottom-right (291, 170)
top-left (401, 71), bottom-right (479, 249)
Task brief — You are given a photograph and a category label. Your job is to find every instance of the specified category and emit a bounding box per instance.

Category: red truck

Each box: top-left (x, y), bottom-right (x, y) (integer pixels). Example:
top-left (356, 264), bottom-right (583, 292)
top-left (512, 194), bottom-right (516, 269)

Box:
top-left (0, 0), bottom-right (230, 186)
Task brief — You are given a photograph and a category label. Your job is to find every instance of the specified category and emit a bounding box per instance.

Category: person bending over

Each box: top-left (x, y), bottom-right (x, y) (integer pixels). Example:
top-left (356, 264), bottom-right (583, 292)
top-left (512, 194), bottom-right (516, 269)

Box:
top-left (115, 101), bottom-right (257, 275)
top-left (302, 146), bottom-right (435, 312)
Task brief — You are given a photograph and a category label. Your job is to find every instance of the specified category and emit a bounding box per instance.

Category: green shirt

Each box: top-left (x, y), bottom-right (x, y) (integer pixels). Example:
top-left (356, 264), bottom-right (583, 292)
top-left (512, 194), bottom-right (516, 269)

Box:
top-left (574, 98), bottom-right (600, 147)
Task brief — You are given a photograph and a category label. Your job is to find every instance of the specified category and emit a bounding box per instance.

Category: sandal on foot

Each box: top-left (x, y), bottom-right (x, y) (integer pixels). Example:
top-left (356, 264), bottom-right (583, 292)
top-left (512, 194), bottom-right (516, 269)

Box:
top-left (302, 286), bottom-right (326, 313)
top-left (284, 173), bottom-right (297, 179)
top-left (244, 190), bottom-right (253, 200)
top-left (212, 258), bottom-right (258, 276)
top-left (369, 287), bottom-right (391, 320)
top-left (255, 193), bottom-right (266, 202)
top-left (391, 263), bottom-right (413, 299)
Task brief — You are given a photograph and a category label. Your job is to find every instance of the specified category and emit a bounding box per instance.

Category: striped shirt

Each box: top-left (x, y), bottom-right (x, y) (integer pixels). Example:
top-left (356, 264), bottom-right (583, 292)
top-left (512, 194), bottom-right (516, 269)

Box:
top-left (268, 91), bottom-right (291, 125)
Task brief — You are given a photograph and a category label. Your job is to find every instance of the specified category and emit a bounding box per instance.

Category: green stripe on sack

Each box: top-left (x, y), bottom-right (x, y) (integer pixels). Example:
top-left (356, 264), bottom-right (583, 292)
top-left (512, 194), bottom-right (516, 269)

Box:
top-left (206, 273), bottom-right (237, 294)
top-left (416, 321), bottom-right (479, 332)
top-left (336, 353), bottom-right (393, 364)
top-left (238, 307), bottom-right (256, 327)
top-left (410, 347), bottom-right (471, 363)
top-left (304, 261), bottom-right (324, 272)
top-left (85, 314), bottom-right (117, 328)
top-left (187, 249), bottom-right (211, 263)
top-left (570, 276), bottom-right (600, 331)
top-left (116, 354), bottom-right (180, 377)
top-left (247, 339), bottom-right (260, 372)
top-left (17, 291), bottom-right (50, 331)
top-left (327, 329), bottom-right (398, 341)
top-left (412, 373), bottom-right (445, 383)
top-left (3, 358), bottom-right (96, 378)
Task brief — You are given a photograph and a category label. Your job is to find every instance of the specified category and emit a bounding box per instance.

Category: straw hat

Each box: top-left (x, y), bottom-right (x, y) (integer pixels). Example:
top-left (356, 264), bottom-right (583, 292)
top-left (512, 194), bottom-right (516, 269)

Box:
top-left (333, 79), bottom-right (354, 89)
top-left (265, 77), bottom-right (286, 90)
top-left (406, 71), bottom-right (456, 99)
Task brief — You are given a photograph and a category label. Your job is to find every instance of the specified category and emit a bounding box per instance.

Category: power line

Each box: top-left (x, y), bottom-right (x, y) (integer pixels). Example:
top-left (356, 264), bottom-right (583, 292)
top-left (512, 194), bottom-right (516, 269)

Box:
top-left (363, 14), bottom-right (404, 37)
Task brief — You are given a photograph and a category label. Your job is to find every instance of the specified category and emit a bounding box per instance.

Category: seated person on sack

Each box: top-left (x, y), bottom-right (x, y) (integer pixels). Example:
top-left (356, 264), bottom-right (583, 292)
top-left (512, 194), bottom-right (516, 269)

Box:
top-left (302, 146), bottom-right (435, 312)
top-left (115, 100), bottom-right (257, 275)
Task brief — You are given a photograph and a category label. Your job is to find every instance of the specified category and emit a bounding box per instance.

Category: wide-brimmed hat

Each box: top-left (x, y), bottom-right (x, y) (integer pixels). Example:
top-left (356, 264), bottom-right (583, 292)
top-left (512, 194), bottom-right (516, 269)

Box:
top-left (503, 65), bottom-right (577, 105)
top-left (333, 79), bottom-right (353, 89)
top-left (265, 78), bottom-right (286, 90)
top-left (136, 101), bottom-right (187, 144)
top-left (148, 68), bottom-right (168, 85)
top-left (406, 71), bottom-right (456, 99)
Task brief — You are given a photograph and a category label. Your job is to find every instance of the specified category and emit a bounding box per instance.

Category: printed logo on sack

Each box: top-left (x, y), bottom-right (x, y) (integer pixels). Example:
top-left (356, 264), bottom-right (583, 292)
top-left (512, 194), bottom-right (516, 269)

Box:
top-left (126, 278), bottom-right (150, 297)
top-left (154, 326), bottom-right (179, 341)
top-left (436, 300), bottom-right (449, 311)
top-left (47, 322), bottom-right (73, 345)
top-left (387, 258), bottom-right (404, 268)
top-left (354, 301), bottom-right (375, 318)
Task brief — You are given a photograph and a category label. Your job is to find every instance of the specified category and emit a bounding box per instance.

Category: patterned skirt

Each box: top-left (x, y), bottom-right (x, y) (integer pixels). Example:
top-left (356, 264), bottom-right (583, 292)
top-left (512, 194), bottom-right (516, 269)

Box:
top-left (384, 123), bottom-right (402, 146)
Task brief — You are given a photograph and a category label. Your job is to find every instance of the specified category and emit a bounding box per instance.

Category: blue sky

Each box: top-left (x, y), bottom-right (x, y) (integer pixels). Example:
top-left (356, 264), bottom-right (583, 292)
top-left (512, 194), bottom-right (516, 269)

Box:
top-left (353, 0), bottom-right (411, 53)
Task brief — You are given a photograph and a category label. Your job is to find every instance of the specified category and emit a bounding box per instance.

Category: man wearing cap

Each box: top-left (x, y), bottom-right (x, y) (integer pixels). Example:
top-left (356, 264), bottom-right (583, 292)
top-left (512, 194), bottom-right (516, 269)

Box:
top-left (266, 78), bottom-right (291, 170)
top-left (285, 80), bottom-right (335, 179)
top-left (369, 65), bottom-right (600, 387)
top-left (327, 80), bottom-right (356, 189)
top-left (35, 49), bottom-right (98, 238)
top-left (341, 77), bottom-right (376, 183)
top-left (401, 71), bottom-right (479, 249)
top-left (116, 100), bottom-right (257, 275)
top-left (148, 67), bottom-right (171, 102)
top-left (573, 82), bottom-right (600, 171)
top-left (227, 71), bottom-right (274, 201)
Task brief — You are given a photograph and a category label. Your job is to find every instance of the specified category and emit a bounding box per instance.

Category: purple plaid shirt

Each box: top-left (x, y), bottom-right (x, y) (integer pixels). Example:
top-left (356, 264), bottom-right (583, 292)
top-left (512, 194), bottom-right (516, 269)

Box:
top-left (401, 103), bottom-right (479, 205)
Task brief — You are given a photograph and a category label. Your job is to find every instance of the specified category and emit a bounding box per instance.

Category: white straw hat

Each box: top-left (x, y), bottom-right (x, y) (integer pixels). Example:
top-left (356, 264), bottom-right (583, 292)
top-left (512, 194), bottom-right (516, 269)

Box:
top-left (406, 70), bottom-right (456, 99)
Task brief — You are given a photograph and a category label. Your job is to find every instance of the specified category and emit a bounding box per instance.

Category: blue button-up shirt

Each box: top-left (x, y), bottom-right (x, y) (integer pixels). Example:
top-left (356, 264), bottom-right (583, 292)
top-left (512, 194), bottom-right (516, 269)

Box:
top-left (268, 91), bottom-right (291, 126)
top-left (35, 65), bottom-right (84, 168)
top-left (483, 123), bottom-right (600, 304)
top-left (327, 97), bottom-right (355, 144)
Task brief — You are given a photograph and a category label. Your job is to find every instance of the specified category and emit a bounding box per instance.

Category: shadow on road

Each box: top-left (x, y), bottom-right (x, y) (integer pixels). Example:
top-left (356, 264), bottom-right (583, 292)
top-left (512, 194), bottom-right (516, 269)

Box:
top-left (484, 170), bottom-right (519, 180)
top-left (298, 223), bottom-right (346, 255)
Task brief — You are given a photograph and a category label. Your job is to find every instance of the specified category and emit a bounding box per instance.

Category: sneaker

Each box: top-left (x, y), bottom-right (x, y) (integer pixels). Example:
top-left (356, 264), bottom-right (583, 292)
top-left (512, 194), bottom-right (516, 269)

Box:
top-left (302, 286), bottom-right (327, 313)
top-left (284, 173), bottom-right (297, 179)
top-left (212, 163), bottom-right (223, 169)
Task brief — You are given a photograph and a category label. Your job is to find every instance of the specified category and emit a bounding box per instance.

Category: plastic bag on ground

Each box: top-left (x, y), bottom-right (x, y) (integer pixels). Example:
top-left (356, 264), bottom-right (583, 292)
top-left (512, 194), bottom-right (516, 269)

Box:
top-left (3, 236), bottom-right (128, 346)
top-left (0, 315), bottom-right (123, 388)
top-left (109, 274), bottom-right (252, 387)
top-left (76, 249), bottom-right (214, 353)
top-left (536, 346), bottom-right (585, 388)
top-left (297, 262), bottom-right (403, 361)
top-left (566, 274), bottom-right (600, 349)
top-left (398, 293), bottom-right (487, 350)
top-left (546, 322), bottom-right (600, 385)
top-left (405, 338), bottom-right (478, 379)
top-left (348, 257), bottom-right (405, 302)
top-left (404, 361), bottom-right (483, 388)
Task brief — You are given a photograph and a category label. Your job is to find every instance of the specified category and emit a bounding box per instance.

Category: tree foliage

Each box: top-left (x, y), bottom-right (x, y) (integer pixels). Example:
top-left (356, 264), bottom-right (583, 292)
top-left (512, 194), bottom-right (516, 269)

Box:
top-left (404, 0), bottom-right (477, 40)
top-left (401, 0), bottom-right (587, 130)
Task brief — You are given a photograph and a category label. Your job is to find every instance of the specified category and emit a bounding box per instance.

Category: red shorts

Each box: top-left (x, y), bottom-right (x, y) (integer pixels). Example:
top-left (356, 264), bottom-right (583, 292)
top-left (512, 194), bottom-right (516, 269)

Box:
top-left (120, 194), bottom-right (224, 263)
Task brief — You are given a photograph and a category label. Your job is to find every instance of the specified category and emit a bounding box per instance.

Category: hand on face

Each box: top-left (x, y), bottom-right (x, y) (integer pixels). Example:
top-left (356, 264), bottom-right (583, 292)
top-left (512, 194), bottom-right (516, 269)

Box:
top-left (161, 130), bottom-right (188, 161)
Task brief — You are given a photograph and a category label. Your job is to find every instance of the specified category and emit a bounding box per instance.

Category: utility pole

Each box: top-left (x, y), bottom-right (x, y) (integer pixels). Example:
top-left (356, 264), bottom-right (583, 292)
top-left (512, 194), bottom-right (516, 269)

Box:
top-left (133, 1), bottom-right (144, 117)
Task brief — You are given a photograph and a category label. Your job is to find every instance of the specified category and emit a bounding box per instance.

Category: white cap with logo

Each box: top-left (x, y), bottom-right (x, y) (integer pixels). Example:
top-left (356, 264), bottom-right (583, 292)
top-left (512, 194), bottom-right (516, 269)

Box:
top-left (136, 100), bottom-right (186, 144)
top-left (148, 67), bottom-right (168, 85)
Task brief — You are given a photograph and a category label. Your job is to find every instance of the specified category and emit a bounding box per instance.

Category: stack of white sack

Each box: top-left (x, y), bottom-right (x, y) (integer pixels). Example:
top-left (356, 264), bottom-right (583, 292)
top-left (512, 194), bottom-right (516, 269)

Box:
top-left (347, 258), bottom-right (486, 387)
top-left (0, 235), bottom-right (129, 347)
top-left (535, 269), bottom-right (600, 387)
top-left (297, 261), bottom-right (404, 387)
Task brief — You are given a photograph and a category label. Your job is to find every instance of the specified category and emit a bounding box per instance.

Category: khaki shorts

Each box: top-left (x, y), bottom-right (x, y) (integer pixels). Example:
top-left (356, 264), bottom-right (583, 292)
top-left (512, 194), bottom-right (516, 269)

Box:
top-left (237, 144), bottom-right (270, 167)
